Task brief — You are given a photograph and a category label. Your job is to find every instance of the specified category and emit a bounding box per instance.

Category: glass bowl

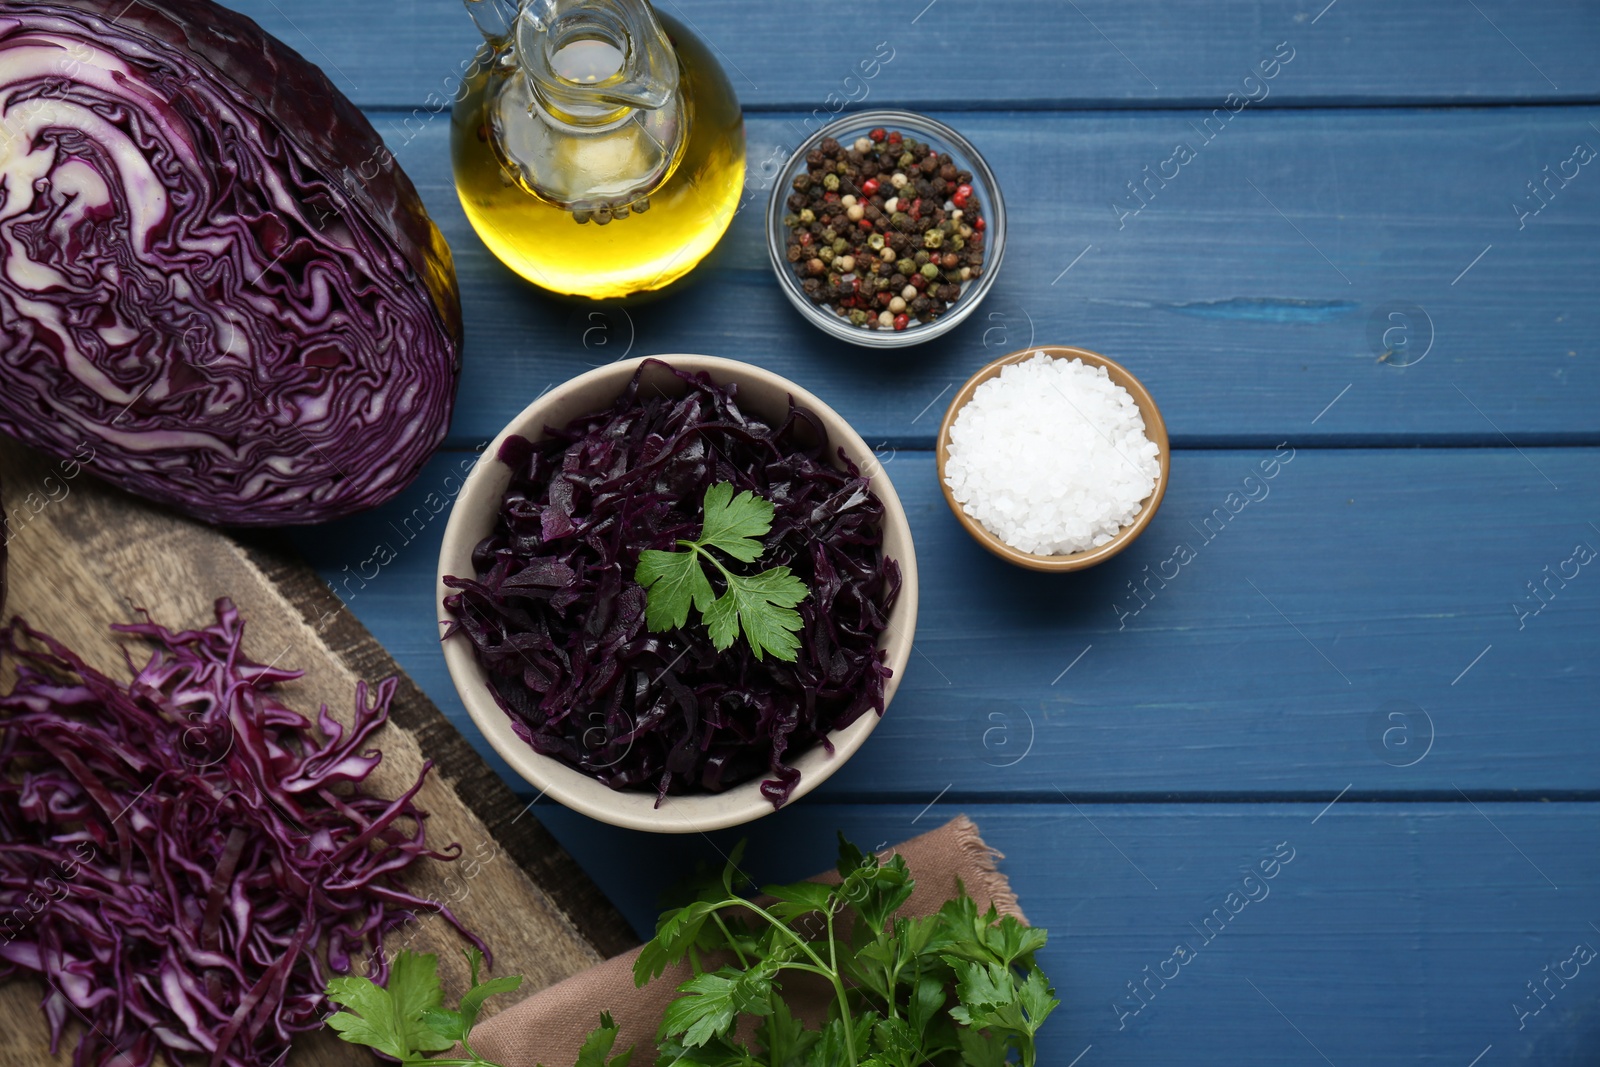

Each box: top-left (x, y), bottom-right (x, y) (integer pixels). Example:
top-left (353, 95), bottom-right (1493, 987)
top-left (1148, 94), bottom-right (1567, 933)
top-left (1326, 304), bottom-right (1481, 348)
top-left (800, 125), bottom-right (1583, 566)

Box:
top-left (765, 109), bottom-right (1007, 349)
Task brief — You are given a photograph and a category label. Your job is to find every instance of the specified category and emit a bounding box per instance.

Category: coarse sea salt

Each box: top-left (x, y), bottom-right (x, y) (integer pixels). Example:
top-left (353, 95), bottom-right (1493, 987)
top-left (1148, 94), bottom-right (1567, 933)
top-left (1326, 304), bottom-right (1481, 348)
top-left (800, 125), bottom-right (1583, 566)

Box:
top-left (943, 353), bottom-right (1161, 555)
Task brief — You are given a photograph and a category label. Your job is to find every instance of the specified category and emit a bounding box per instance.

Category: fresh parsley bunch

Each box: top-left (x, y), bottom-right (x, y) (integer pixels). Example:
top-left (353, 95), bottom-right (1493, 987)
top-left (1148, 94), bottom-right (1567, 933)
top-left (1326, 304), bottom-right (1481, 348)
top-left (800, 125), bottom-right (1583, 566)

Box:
top-left (633, 835), bottom-right (1058, 1067)
top-left (634, 482), bottom-right (809, 662)
top-left (325, 838), bottom-right (1058, 1067)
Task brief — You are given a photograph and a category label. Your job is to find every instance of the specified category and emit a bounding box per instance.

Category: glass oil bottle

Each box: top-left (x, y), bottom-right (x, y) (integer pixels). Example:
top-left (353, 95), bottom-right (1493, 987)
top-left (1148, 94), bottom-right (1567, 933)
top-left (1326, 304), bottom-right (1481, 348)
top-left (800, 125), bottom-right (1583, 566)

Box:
top-left (452, 0), bottom-right (745, 299)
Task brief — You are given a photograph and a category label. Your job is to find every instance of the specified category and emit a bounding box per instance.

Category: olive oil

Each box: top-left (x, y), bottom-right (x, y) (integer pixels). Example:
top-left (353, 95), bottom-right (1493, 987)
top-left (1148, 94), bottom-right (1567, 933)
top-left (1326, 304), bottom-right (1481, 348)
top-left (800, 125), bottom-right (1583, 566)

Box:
top-left (451, 13), bottom-right (745, 300)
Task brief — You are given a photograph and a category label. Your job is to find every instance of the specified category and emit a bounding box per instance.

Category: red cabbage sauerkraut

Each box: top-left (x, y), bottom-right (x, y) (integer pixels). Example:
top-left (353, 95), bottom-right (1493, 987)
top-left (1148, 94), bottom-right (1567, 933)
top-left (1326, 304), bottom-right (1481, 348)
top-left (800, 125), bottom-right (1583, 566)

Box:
top-left (444, 361), bottom-right (900, 808)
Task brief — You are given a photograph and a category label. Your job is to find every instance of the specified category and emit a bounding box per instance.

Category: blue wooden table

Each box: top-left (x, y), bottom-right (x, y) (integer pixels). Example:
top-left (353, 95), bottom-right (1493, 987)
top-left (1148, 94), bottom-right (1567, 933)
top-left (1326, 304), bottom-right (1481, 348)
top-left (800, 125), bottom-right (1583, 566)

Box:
top-left (245, 1), bottom-right (1600, 1062)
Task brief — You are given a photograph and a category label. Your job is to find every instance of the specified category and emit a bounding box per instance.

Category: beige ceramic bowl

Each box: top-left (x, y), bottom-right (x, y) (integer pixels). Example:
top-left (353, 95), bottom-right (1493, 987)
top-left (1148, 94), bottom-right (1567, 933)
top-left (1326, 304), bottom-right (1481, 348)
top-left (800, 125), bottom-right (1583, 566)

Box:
top-left (936, 345), bottom-right (1170, 573)
top-left (438, 355), bottom-right (919, 833)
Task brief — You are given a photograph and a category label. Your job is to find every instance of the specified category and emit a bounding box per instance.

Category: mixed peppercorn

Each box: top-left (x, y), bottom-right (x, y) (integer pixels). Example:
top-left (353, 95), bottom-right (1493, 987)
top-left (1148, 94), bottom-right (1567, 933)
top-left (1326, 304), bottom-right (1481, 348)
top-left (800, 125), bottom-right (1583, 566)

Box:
top-left (782, 128), bottom-right (987, 331)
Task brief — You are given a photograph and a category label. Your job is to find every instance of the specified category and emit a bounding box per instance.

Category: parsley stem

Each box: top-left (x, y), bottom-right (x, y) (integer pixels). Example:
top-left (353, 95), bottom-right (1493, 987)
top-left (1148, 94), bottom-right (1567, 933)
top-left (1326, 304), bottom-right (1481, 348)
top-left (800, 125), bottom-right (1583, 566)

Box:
top-left (711, 896), bottom-right (857, 1065)
top-left (711, 898), bottom-right (830, 973)
top-left (712, 913), bottom-right (751, 969)
top-left (824, 904), bottom-right (857, 1064)
top-left (682, 541), bottom-right (737, 586)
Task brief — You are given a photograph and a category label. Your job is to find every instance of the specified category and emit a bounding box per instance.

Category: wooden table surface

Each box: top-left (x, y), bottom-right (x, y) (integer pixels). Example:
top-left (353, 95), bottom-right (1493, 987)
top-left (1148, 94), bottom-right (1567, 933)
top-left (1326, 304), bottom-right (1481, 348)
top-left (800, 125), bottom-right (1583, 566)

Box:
top-left (227, 0), bottom-right (1600, 1062)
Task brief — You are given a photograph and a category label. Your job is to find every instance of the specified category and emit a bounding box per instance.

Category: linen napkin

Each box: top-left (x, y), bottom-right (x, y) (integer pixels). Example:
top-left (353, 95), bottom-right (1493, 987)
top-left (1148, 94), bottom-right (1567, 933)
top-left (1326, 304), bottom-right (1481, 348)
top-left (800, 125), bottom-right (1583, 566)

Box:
top-left (471, 815), bottom-right (1025, 1067)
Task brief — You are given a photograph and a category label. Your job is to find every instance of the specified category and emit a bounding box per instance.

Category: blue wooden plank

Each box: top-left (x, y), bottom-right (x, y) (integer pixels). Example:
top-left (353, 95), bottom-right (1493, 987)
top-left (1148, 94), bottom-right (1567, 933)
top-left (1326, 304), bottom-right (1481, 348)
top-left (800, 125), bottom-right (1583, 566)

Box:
top-left (518, 800), bottom-right (1600, 1067)
top-left (288, 447), bottom-right (1600, 799)
top-left (369, 108), bottom-right (1600, 449)
top-left (222, 0), bottom-right (1600, 110)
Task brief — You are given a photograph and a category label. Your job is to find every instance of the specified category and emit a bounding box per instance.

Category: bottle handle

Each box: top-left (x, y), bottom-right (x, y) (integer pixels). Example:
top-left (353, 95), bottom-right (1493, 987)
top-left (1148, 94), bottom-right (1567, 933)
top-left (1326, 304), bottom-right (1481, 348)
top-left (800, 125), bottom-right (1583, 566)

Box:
top-left (464, 0), bottom-right (520, 47)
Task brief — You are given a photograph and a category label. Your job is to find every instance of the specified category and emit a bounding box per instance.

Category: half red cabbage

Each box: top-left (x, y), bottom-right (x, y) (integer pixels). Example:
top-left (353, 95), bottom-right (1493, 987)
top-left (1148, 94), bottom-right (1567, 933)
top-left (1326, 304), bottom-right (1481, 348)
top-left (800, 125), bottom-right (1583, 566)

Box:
top-left (0, 0), bottom-right (462, 525)
top-left (0, 599), bottom-right (483, 1067)
top-left (443, 361), bottom-right (901, 808)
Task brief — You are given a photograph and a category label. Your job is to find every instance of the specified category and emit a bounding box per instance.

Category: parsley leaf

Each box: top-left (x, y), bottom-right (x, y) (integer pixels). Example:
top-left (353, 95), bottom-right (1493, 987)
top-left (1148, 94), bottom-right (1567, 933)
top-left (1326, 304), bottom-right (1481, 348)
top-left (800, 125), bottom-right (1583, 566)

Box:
top-left (326, 952), bottom-right (453, 1059)
top-left (574, 1012), bottom-right (633, 1067)
top-left (324, 974), bottom-right (413, 1060)
top-left (326, 949), bottom-right (540, 1067)
top-left (702, 565), bottom-right (808, 662)
top-left (693, 482), bottom-right (772, 562)
top-left (635, 548), bottom-right (715, 632)
top-left (634, 482), bottom-right (809, 662)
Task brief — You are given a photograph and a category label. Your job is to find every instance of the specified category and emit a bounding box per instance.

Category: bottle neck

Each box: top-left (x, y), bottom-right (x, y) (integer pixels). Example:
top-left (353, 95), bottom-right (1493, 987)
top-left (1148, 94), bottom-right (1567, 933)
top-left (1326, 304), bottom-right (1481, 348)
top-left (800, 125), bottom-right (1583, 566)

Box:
top-left (515, 0), bottom-right (678, 123)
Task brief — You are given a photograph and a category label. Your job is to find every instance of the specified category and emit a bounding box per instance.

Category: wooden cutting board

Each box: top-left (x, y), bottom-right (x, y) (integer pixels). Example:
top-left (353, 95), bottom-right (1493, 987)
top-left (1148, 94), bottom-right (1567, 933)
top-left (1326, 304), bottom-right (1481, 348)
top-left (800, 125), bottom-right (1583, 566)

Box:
top-left (0, 439), bottom-right (637, 1066)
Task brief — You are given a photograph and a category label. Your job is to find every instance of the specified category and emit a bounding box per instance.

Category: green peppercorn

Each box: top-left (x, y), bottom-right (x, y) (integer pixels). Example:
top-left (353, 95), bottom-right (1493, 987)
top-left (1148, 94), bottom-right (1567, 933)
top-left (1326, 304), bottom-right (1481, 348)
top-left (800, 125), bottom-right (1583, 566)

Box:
top-left (783, 213), bottom-right (800, 227)
top-left (898, 151), bottom-right (915, 168)
top-left (923, 230), bottom-right (945, 249)
top-left (890, 212), bottom-right (911, 230)
top-left (821, 227), bottom-right (838, 243)
top-left (799, 208), bottom-right (815, 224)
top-left (822, 173), bottom-right (841, 191)
top-left (950, 236), bottom-right (965, 251)
top-left (920, 263), bottom-right (940, 280)
top-left (832, 238), bottom-right (849, 254)
top-left (914, 250), bottom-right (931, 266)
top-left (868, 233), bottom-right (886, 251)
top-left (896, 258), bottom-right (916, 276)
top-left (849, 309), bottom-right (869, 326)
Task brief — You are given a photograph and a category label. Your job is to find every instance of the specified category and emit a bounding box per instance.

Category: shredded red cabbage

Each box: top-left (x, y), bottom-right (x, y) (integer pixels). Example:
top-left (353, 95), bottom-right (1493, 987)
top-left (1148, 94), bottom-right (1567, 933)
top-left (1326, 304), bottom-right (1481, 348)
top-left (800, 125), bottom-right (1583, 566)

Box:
top-left (443, 360), bottom-right (900, 808)
top-left (0, 599), bottom-right (483, 1067)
